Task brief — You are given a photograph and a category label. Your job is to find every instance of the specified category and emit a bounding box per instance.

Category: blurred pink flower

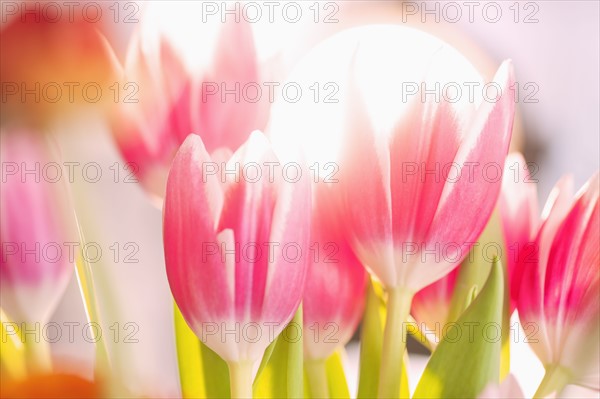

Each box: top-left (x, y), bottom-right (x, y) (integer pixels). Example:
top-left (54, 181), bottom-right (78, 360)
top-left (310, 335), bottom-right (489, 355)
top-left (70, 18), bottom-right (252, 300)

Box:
top-left (111, 18), bottom-right (270, 201)
top-left (163, 132), bottom-right (310, 364)
top-left (499, 152), bottom-right (540, 312)
top-left (0, 130), bottom-right (76, 325)
top-left (334, 60), bottom-right (516, 293)
top-left (517, 173), bottom-right (599, 391)
top-left (410, 267), bottom-right (458, 344)
top-left (303, 183), bottom-right (367, 360)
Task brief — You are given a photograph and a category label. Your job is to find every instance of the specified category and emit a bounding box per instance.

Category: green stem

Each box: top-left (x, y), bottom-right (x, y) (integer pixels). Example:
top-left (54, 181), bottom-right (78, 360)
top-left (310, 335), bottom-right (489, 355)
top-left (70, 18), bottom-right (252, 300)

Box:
top-left (305, 358), bottom-right (329, 399)
top-left (533, 364), bottom-right (571, 399)
top-left (377, 287), bottom-right (414, 399)
top-left (228, 361), bottom-right (253, 399)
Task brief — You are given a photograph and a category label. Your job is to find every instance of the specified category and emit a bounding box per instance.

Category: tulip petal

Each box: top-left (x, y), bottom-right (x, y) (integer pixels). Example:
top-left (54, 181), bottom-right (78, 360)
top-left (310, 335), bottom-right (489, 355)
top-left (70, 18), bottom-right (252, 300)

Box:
top-left (499, 152), bottom-right (539, 310)
top-left (217, 135), bottom-right (278, 323)
top-left (414, 60), bottom-right (516, 291)
top-left (163, 135), bottom-right (231, 337)
top-left (339, 78), bottom-right (395, 287)
top-left (197, 19), bottom-right (269, 153)
top-left (389, 98), bottom-right (461, 246)
top-left (303, 183), bottom-right (367, 360)
top-left (517, 175), bottom-right (574, 364)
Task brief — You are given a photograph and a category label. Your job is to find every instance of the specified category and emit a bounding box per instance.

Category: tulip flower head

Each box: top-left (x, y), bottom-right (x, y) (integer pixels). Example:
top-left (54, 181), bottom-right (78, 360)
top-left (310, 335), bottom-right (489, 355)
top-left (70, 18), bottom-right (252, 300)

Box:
top-left (163, 131), bottom-right (310, 365)
top-left (337, 62), bottom-right (516, 293)
top-left (111, 14), bottom-right (270, 201)
top-left (517, 173), bottom-right (599, 392)
top-left (0, 130), bottom-right (77, 326)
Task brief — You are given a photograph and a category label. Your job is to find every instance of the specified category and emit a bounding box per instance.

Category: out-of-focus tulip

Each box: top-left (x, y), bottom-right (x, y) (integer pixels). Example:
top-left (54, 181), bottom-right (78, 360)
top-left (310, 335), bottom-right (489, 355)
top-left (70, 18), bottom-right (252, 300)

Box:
top-left (163, 132), bottom-right (310, 397)
top-left (111, 12), bottom-right (270, 201)
top-left (0, 130), bottom-right (76, 325)
top-left (516, 173), bottom-right (599, 396)
top-left (499, 152), bottom-right (540, 311)
top-left (0, 129), bottom-right (78, 372)
top-left (302, 182), bottom-right (367, 397)
top-left (0, 3), bottom-right (117, 128)
top-left (410, 267), bottom-right (458, 346)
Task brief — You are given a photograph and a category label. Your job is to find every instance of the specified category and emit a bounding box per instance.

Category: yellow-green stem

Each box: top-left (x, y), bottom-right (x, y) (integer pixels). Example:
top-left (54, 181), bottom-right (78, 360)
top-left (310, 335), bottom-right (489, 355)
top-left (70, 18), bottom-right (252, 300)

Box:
top-left (533, 364), bottom-right (571, 399)
top-left (377, 287), bottom-right (414, 399)
top-left (228, 361), bottom-right (253, 399)
top-left (305, 358), bottom-right (329, 399)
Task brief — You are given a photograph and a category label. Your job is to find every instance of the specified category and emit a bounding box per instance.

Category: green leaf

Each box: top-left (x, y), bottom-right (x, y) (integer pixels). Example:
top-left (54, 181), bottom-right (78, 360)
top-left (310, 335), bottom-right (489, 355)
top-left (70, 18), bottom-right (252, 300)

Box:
top-left (200, 338), bottom-right (230, 398)
top-left (255, 335), bottom-right (279, 383)
top-left (413, 257), bottom-right (504, 398)
top-left (174, 303), bottom-right (204, 398)
top-left (325, 350), bottom-right (350, 398)
top-left (253, 335), bottom-right (288, 399)
top-left (174, 303), bottom-right (230, 398)
top-left (446, 209), bottom-right (511, 378)
top-left (253, 306), bottom-right (304, 399)
top-left (287, 305), bottom-right (304, 398)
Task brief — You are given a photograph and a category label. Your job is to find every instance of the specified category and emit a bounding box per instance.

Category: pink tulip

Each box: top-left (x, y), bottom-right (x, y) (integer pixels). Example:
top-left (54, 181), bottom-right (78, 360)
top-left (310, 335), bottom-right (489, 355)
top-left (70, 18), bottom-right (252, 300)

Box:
top-left (111, 16), bottom-right (270, 200)
top-left (324, 57), bottom-right (515, 397)
top-left (335, 60), bottom-right (515, 293)
top-left (163, 131), bottom-right (310, 394)
top-left (0, 130), bottom-right (76, 326)
top-left (303, 183), bottom-right (367, 361)
top-left (517, 173), bottom-right (599, 394)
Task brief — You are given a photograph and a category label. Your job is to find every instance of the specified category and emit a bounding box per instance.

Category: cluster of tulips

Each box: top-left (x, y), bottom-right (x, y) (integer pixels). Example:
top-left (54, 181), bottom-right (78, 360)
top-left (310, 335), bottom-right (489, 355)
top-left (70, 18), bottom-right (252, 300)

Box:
top-left (1, 4), bottom-right (598, 399)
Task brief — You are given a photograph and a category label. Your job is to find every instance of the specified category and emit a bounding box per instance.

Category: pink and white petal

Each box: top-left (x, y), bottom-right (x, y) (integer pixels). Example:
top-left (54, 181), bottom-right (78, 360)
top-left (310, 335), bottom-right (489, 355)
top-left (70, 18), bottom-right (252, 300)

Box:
top-left (417, 60), bottom-right (516, 291)
top-left (303, 183), bottom-right (367, 359)
top-left (260, 155), bottom-right (311, 329)
top-left (499, 152), bottom-right (539, 310)
top-left (544, 174), bottom-right (599, 364)
top-left (517, 176), bottom-right (574, 362)
top-left (390, 99), bottom-right (463, 287)
top-left (217, 163), bottom-right (276, 324)
top-left (196, 19), bottom-right (268, 153)
top-left (390, 98), bottom-right (462, 246)
top-left (163, 134), bottom-right (231, 336)
top-left (338, 79), bottom-right (395, 288)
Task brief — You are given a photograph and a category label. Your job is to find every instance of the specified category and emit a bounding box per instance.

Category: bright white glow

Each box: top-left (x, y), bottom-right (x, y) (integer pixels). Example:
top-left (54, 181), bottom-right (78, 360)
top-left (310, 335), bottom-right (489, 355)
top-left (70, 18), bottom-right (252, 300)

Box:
top-left (267, 25), bottom-right (485, 174)
top-left (138, 1), bottom-right (292, 72)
